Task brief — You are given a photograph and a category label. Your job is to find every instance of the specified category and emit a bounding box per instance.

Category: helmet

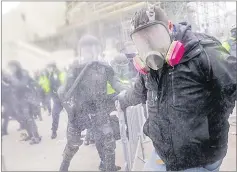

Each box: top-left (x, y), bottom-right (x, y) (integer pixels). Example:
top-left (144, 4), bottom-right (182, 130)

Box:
top-left (8, 60), bottom-right (22, 74)
top-left (77, 35), bottom-right (102, 62)
top-left (110, 53), bottom-right (129, 76)
top-left (78, 35), bottom-right (101, 48)
top-left (230, 24), bottom-right (236, 38)
top-left (8, 60), bottom-right (21, 69)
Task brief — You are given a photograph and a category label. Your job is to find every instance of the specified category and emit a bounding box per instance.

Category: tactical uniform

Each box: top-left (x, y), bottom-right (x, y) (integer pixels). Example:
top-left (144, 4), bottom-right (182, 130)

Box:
top-left (8, 61), bottom-right (41, 144)
top-left (59, 60), bottom-right (125, 171)
top-left (29, 77), bottom-right (43, 121)
top-left (38, 72), bottom-right (51, 114)
top-left (222, 25), bottom-right (236, 57)
top-left (47, 63), bottom-right (65, 139)
top-left (222, 38), bottom-right (236, 57)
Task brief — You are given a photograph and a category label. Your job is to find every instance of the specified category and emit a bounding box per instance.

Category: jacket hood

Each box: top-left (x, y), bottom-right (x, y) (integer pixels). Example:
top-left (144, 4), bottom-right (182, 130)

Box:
top-left (173, 22), bottom-right (201, 64)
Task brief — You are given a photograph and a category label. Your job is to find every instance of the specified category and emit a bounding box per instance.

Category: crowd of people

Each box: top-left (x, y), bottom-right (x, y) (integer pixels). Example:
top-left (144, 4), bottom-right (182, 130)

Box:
top-left (2, 61), bottom-right (66, 143)
top-left (2, 5), bottom-right (236, 172)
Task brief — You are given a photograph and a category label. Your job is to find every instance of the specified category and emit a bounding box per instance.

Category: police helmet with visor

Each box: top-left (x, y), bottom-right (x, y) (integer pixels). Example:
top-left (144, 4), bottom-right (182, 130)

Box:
top-left (77, 35), bottom-right (102, 62)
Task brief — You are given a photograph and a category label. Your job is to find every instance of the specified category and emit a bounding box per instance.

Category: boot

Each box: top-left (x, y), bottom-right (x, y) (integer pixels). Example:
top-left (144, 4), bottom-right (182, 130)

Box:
top-left (105, 153), bottom-right (121, 171)
top-left (109, 165), bottom-right (121, 171)
top-left (84, 140), bottom-right (89, 146)
top-left (20, 133), bottom-right (32, 141)
top-left (29, 136), bottom-right (42, 145)
top-left (59, 160), bottom-right (70, 172)
top-left (51, 131), bottom-right (57, 139)
top-left (17, 125), bottom-right (24, 131)
top-left (99, 162), bottom-right (121, 171)
top-left (99, 162), bottom-right (105, 171)
top-left (89, 140), bottom-right (95, 145)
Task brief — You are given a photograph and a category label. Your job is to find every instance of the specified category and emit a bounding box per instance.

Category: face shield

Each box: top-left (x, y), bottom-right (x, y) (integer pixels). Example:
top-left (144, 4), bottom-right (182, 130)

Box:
top-left (131, 21), bottom-right (171, 70)
top-left (112, 62), bottom-right (130, 76)
top-left (79, 45), bottom-right (101, 63)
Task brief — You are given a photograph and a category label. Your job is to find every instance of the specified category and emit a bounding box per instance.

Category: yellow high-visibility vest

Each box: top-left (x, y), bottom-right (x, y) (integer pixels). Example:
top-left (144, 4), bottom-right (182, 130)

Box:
top-left (106, 78), bottom-right (130, 95)
top-left (59, 72), bottom-right (66, 85)
top-left (39, 76), bottom-right (50, 94)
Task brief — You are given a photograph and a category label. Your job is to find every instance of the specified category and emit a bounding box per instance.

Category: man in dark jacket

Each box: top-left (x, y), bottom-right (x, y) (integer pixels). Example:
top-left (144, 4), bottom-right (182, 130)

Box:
top-left (58, 35), bottom-right (125, 172)
top-left (7, 61), bottom-right (42, 144)
top-left (39, 69), bottom-right (52, 115)
top-left (117, 6), bottom-right (236, 171)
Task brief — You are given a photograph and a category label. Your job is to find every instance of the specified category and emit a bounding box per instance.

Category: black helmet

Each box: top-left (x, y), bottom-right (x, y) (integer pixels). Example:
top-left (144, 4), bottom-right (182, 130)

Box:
top-left (111, 53), bottom-right (129, 66)
top-left (78, 35), bottom-right (101, 48)
top-left (110, 53), bottom-right (129, 76)
top-left (77, 35), bottom-right (102, 61)
top-left (8, 60), bottom-right (22, 69)
top-left (8, 60), bottom-right (23, 77)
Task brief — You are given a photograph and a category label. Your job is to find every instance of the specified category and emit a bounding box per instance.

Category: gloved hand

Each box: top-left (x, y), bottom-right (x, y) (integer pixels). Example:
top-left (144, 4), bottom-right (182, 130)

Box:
top-left (115, 90), bottom-right (127, 112)
top-left (115, 100), bottom-right (122, 112)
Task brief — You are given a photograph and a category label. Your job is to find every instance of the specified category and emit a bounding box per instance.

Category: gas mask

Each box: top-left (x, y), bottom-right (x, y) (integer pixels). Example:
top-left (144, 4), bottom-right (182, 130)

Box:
top-left (131, 21), bottom-right (185, 74)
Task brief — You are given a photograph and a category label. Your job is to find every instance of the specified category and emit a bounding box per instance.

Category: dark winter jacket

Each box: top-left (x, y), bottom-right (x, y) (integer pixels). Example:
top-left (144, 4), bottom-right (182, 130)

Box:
top-left (9, 69), bottom-right (35, 104)
top-left (118, 23), bottom-right (237, 171)
top-left (58, 60), bottom-right (127, 129)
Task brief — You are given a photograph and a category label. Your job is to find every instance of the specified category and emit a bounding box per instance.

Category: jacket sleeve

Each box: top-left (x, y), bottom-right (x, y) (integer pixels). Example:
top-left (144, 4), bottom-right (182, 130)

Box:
top-left (118, 73), bottom-right (147, 110)
top-left (202, 44), bottom-right (236, 147)
top-left (204, 45), bottom-right (236, 100)
top-left (222, 41), bottom-right (231, 52)
top-left (57, 67), bottom-right (76, 102)
top-left (106, 66), bottom-right (129, 92)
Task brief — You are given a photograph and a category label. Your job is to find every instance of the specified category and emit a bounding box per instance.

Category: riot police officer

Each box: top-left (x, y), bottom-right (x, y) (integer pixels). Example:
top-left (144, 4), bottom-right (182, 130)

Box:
top-left (7, 61), bottom-right (41, 144)
top-left (222, 24), bottom-right (236, 57)
top-left (39, 70), bottom-right (52, 115)
top-left (47, 62), bottom-right (64, 139)
top-left (59, 35), bottom-right (125, 171)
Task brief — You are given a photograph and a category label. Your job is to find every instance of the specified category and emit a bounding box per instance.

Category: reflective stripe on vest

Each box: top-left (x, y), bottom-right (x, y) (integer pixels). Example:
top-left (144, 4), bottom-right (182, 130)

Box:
top-left (222, 41), bottom-right (231, 52)
top-left (106, 78), bottom-right (130, 95)
top-left (222, 38), bottom-right (236, 57)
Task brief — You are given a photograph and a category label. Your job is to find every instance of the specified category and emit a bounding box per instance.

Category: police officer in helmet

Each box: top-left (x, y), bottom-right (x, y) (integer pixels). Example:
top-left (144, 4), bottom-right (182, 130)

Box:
top-left (59, 35), bottom-right (124, 171)
top-left (8, 60), bottom-right (41, 144)
top-left (222, 24), bottom-right (236, 57)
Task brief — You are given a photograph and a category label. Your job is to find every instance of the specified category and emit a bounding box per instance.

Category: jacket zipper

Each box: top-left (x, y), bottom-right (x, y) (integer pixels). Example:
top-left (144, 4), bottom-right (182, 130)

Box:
top-left (171, 71), bottom-right (175, 105)
top-left (168, 67), bottom-right (178, 167)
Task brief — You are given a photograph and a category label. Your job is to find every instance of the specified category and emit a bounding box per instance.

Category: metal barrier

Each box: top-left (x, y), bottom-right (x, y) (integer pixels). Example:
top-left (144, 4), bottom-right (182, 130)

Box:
top-left (117, 103), bottom-right (148, 171)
